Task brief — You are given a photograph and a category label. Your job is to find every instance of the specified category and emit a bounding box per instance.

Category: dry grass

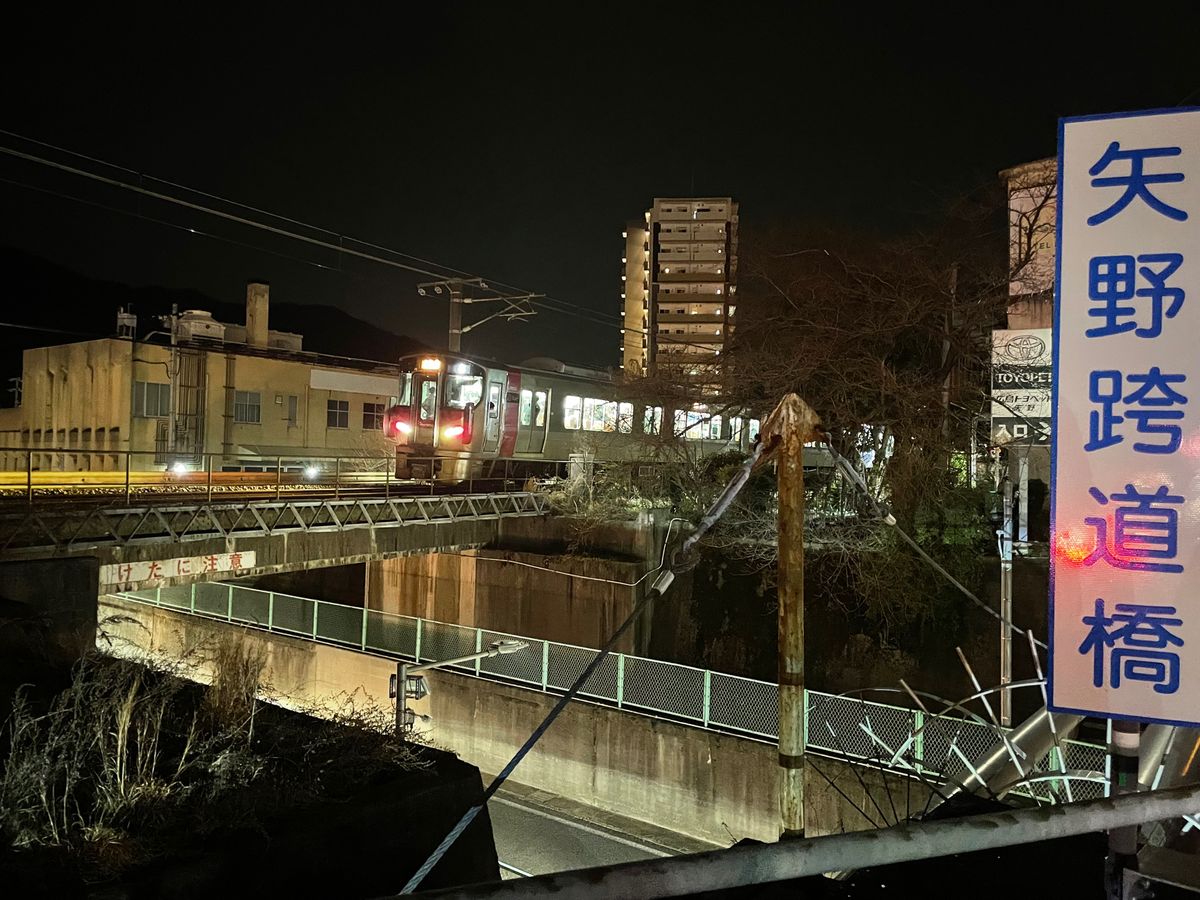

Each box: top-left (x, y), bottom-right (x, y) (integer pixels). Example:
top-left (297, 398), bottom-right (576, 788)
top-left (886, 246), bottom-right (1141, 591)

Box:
top-left (1, 635), bottom-right (426, 882)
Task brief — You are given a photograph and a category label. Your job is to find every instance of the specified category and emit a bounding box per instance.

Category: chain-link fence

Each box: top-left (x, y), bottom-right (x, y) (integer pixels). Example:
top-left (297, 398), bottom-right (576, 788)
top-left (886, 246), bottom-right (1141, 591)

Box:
top-left (116, 583), bottom-right (1109, 801)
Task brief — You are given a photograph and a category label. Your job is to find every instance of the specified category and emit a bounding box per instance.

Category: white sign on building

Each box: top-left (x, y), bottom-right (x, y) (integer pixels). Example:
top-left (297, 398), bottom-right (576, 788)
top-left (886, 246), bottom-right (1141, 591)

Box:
top-left (991, 328), bottom-right (1052, 446)
top-left (101, 551), bottom-right (256, 589)
top-left (1051, 108), bottom-right (1200, 726)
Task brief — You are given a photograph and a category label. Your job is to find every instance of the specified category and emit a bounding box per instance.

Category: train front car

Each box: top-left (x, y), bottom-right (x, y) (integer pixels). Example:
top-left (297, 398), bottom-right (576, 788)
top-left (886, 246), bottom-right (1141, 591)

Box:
top-left (383, 354), bottom-right (505, 481)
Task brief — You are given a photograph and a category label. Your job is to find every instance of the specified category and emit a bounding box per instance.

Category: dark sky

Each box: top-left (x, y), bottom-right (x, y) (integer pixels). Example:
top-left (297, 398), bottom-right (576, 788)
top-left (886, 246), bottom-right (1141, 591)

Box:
top-left (2, 4), bottom-right (1198, 367)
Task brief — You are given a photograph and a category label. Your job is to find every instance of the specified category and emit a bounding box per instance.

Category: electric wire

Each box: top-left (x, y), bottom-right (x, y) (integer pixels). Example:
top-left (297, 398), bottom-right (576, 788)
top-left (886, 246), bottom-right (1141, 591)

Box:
top-left (0, 131), bottom-right (734, 355)
top-left (823, 439), bottom-right (1048, 650)
top-left (443, 517), bottom-right (683, 589)
top-left (395, 439), bottom-right (770, 894)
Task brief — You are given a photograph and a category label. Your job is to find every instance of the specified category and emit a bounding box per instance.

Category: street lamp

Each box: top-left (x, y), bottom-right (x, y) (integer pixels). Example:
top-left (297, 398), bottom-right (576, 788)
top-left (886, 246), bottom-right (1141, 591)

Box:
top-left (389, 639), bottom-right (529, 734)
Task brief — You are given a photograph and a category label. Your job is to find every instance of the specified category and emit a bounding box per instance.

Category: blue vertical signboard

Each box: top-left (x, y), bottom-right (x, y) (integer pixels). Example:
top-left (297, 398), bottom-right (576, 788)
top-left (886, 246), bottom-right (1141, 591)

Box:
top-left (1051, 108), bottom-right (1200, 726)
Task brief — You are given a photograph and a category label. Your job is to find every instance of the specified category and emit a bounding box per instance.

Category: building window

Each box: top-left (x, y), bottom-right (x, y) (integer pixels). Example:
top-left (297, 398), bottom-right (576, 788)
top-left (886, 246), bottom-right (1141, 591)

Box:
top-left (234, 390), bottom-right (261, 424)
top-left (287, 395), bottom-right (298, 426)
top-left (327, 399), bottom-right (349, 429)
top-left (362, 402), bottom-right (384, 430)
top-left (134, 381), bottom-right (170, 418)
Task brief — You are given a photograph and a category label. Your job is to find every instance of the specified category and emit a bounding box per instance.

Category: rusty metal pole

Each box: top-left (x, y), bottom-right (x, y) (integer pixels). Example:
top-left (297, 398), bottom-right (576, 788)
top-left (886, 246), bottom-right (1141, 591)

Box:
top-left (765, 393), bottom-right (820, 840)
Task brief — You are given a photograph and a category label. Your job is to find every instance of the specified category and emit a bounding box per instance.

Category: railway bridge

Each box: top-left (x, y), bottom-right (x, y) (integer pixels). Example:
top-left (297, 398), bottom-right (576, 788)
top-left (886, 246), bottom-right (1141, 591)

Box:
top-left (0, 489), bottom-right (551, 592)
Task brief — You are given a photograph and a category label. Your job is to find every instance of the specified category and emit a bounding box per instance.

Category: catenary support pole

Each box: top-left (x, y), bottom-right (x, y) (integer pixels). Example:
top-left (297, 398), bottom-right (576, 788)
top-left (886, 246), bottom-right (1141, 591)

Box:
top-left (764, 394), bottom-right (820, 839)
top-left (448, 285), bottom-right (463, 352)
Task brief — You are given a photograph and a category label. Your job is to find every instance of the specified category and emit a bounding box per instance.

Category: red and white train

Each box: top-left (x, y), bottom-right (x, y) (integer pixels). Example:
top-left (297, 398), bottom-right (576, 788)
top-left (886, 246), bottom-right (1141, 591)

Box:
top-left (381, 352), bottom-right (786, 481)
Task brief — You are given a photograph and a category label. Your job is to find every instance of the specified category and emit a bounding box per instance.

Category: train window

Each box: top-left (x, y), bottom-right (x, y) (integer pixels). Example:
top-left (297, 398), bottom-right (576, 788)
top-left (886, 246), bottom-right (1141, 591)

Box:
top-left (617, 402), bottom-right (633, 434)
top-left (563, 395), bottom-right (583, 430)
top-left (519, 390), bottom-right (533, 426)
top-left (675, 410), bottom-right (709, 441)
top-left (398, 373), bottom-right (412, 405)
top-left (583, 397), bottom-right (609, 432)
top-left (731, 416), bottom-right (744, 441)
top-left (533, 391), bottom-right (547, 428)
top-left (418, 381), bottom-right (437, 423)
top-left (446, 373), bottom-right (483, 409)
top-left (749, 418), bottom-right (761, 442)
top-left (643, 406), bottom-right (662, 435)
top-left (708, 415), bottom-right (723, 440)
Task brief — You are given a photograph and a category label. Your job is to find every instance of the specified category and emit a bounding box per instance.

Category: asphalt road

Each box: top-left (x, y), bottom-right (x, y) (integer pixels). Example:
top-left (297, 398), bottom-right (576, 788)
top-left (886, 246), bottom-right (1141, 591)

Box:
top-left (489, 794), bottom-right (673, 880)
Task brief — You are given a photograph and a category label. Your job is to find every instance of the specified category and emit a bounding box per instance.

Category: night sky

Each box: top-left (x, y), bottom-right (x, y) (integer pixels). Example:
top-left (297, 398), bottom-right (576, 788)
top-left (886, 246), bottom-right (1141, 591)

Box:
top-left (2, 5), bottom-right (1198, 367)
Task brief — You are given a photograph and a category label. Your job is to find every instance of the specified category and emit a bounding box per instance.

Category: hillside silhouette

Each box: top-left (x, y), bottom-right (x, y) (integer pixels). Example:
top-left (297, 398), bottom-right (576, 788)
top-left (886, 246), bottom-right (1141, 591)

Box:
top-left (0, 247), bottom-right (424, 399)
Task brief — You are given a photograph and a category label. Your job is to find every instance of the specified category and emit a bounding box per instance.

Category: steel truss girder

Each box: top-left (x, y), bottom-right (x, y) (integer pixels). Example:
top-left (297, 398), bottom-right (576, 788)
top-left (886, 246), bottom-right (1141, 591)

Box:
top-left (0, 491), bottom-right (550, 554)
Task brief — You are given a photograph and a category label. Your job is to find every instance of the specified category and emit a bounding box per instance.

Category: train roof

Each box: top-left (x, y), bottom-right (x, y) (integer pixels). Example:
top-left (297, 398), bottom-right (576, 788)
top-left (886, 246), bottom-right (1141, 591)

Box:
top-left (397, 351), bottom-right (613, 383)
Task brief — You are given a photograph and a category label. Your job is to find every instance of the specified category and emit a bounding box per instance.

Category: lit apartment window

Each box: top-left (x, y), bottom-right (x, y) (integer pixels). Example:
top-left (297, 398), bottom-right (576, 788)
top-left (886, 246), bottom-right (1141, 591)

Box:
top-left (327, 399), bottom-right (350, 429)
top-left (362, 402), bottom-right (384, 430)
top-left (133, 381), bottom-right (170, 418)
top-left (234, 390), bottom-right (261, 424)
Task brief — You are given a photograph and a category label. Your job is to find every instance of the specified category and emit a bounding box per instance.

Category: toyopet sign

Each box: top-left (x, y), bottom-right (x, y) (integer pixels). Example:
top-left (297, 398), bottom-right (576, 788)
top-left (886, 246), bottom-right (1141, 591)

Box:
top-left (1050, 108), bottom-right (1200, 726)
top-left (991, 328), bottom-right (1052, 446)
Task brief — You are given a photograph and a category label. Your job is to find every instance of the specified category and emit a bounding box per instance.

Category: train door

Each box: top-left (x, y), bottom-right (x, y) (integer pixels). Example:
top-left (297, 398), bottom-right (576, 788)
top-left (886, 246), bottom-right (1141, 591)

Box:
top-left (412, 373), bottom-right (439, 447)
top-left (483, 379), bottom-right (503, 452)
top-left (518, 387), bottom-right (549, 453)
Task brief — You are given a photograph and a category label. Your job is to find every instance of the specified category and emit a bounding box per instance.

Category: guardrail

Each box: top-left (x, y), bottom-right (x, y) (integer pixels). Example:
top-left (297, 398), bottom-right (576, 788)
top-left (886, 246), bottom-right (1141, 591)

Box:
top-left (0, 447), bottom-right (669, 505)
top-left (114, 583), bottom-right (1108, 803)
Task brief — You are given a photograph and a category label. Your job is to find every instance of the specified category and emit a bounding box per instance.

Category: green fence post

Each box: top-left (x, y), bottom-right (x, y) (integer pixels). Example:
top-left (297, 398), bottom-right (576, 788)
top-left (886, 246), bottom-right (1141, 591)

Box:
top-left (312, 601), bottom-right (319, 640)
top-left (227, 584), bottom-right (233, 622)
top-left (702, 670), bottom-right (711, 727)
top-left (360, 606), bottom-right (368, 651)
top-left (155, 585), bottom-right (162, 606)
top-left (913, 709), bottom-right (925, 774)
top-left (540, 641), bottom-right (549, 691)
top-left (189, 583), bottom-right (196, 614)
top-left (802, 688), bottom-right (809, 749)
top-left (616, 654), bottom-right (625, 708)
top-left (414, 618), bottom-right (423, 662)
top-left (267, 592), bottom-right (275, 630)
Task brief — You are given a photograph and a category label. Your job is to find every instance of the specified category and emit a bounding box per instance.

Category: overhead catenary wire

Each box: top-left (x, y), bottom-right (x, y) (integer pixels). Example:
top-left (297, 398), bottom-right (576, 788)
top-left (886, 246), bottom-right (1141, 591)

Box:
top-left (394, 438), bottom-right (772, 895)
top-left (0, 132), bottom-right (739, 353)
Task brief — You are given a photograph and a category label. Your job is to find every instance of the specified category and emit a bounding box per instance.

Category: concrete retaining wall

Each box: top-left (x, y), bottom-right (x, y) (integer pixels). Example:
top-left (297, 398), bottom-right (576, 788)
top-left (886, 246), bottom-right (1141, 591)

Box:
top-left (99, 595), bottom-right (926, 846)
top-left (366, 550), bottom-right (646, 654)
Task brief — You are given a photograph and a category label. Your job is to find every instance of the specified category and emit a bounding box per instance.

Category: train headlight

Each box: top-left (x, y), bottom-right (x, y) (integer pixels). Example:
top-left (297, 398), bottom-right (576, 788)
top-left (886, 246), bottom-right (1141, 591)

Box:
top-left (419, 357), bottom-right (442, 371)
top-left (442, 425), bottom-right (465, 439)
top-left (304, 465), bottom-right (320, 480)
top-left (393, 420), bottom-right (413, 435)
top-left (170, 462), bottom-right (188, 475)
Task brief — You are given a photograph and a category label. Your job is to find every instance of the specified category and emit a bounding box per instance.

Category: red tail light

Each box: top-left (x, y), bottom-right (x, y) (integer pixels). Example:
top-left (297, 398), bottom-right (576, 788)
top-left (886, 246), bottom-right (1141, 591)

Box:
top-left (440, 407), bottom-right (474, 443)
top-left (384, 406), bottom-right (410, 439)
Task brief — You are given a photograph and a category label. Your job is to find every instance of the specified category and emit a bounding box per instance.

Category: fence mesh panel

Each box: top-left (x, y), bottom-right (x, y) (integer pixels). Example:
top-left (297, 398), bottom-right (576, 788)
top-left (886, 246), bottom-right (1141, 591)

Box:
top-left (316, 600), bottom-right (364, 647)
top-left (109, 590), bottom-right (1113, 808)
top-left (622, 657), bottom-right (705, 721)
top-left (806, 693), bottom-right (916, 765)
top-left (545, 643), bottom-right (618, 702)
top-left (272, 592), bottom-right (314, 636)
top-left (193, 582), bottom-right (229, 618)
top-left (230, 587), bottom-right (270, 627)
top-left (419, 620), bottom-right (478, 669)
top-left (478, 630), bottom-right (544, 686)
top-left (365, 612), bottom-right (417, 657)
top-left (708, 673), bottom-right (778, 737)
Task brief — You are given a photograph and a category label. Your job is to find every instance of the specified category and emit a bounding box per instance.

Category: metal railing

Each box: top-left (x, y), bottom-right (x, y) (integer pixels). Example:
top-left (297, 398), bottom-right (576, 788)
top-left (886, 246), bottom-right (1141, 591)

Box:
top-left (0, 447), bottom-right (672, 506)
top-left (113, 584), bottom-right (1108, 803)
